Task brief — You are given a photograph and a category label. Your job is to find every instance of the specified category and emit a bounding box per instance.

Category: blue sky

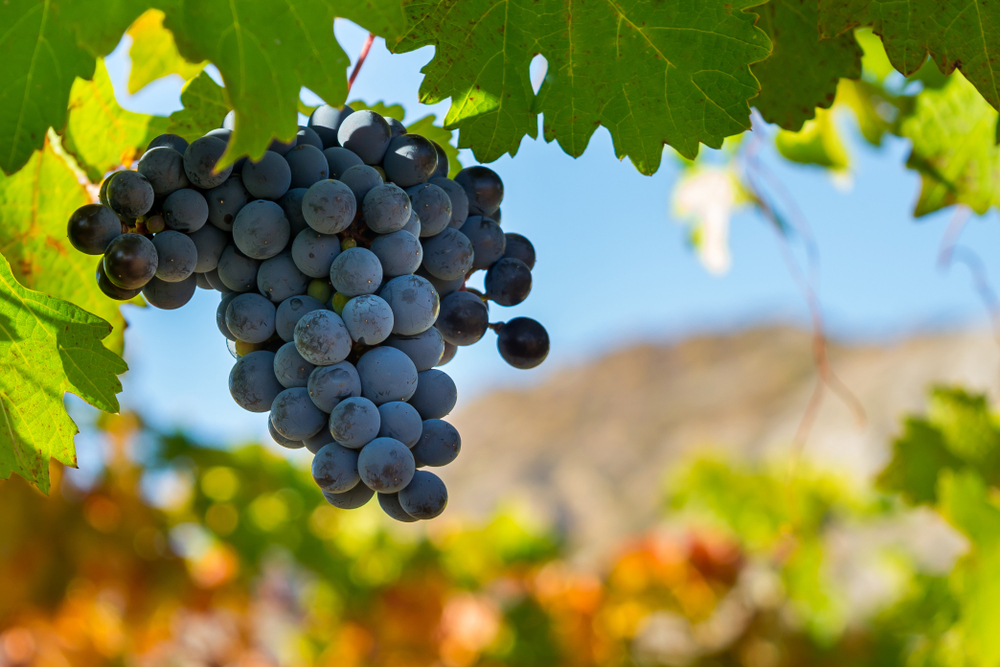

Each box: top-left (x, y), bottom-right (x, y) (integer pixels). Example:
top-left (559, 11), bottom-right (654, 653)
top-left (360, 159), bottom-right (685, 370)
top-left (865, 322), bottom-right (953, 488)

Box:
top-left (93, 20), bottom-right (1000, 447)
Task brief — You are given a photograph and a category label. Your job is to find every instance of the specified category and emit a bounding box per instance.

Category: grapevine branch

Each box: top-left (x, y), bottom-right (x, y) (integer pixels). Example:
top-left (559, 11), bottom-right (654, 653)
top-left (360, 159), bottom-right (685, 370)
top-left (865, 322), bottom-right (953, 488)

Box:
top-left (936, 207), bottom-right (1000, 347)
top-left (348, 33), bottom-right (376, 92)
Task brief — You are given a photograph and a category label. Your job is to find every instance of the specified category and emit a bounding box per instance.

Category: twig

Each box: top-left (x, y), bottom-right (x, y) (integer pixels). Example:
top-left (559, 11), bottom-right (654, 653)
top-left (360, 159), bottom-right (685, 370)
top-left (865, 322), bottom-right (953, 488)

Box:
top-left (936, 207), bottom-right (1000, 345)
top-left (348, 33), bottom-right (376, 92)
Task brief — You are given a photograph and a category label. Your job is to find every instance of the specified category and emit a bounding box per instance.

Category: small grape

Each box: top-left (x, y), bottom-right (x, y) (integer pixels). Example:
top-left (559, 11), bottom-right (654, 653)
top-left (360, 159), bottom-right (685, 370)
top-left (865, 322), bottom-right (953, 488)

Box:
top-left (271, 387), bottom-right (327, 440)
top-left (241, 150), bottom-right (292, 200)
top-left (107, 170), bottom-right (155, 219)
top-left (103, 233), bottom-right (158, 289)
top-left (137, 146), bottom-right (190, 198)
top-left (455, 166), bottom-right (503, 216)
top-left (151, 230), bottom-right (197, 282)
top-left (411, 419), bottom-right (461, 467)
top-left (398, 470), bottom-right (448, 519)
top-left (435, 291), bottom-right (488, 346)
top-left (485, 257), bottom-right (531, 306)
top-left (357, 437), bottom-right (414, 492)
top-left (383, 134), bottom-right (437, 187)
top-left (68, 204), bottom-right (121, 255)
top-left (285, 144), bottom-right (329, 188)
top-left (496, 317), bottom-right (549, 369)
top-left (329, 396), bottom-right (381, 448)
top-left (229, 350), bottom-right (282, 412)
top-left (378, 492), bottom-right (417, 522)
top-left (308, 361), bottom-right (362, 412)
top-left (337, 110), bottom-right (392, 164)
top-left (226, 292), bottom-right (276, 343)
top-left (162, 188), bottom-right (209, 233)
top-left (183, 136), bottom-right (233, 189)
top-left (312, 443), bottom-right (361, 493)
top-left (141, 274), bottom-right (197, 310)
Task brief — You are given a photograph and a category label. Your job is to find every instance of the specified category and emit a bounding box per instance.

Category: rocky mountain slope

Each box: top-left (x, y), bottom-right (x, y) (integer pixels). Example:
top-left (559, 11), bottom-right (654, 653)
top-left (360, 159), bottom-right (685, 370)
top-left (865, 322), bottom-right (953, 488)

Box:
top-left (442, 327), bottom-right (1000, 558)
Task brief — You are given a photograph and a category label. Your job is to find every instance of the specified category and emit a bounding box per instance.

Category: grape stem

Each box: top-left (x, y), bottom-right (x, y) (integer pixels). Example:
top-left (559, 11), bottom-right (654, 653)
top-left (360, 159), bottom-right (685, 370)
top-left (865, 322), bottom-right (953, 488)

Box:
top-left (348, 33), bottom-right (376, 92)
top-left (487, 322), bottom-right (503, 332)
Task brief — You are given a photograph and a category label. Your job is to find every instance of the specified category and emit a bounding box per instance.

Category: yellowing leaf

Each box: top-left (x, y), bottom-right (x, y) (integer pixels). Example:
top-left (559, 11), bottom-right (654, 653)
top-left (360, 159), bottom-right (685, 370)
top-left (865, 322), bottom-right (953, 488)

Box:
top-left (126, 9), bottom-right (205, 94)
top-left (0, 253), bottom-right (126, 493)
top-left (774, 108), bottom-right (849, 170)
top-left (63, 59), bottom-right (169, 181)
top-left (753, 0), bottom-right (862, 131)
top-left (0, 140), bottom-right (130, 354)
top-left (166, 71), bottom-right (229, 142)
top-left (386, 0), bottom-right (772, 174)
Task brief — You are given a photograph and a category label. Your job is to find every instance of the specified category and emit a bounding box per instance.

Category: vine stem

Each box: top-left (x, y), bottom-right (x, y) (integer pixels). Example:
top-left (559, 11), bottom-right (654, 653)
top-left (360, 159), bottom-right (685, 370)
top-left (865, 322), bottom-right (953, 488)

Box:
top-left (936, 207), bottom-right (1000, 347)
top-left (348, 33), bottom-right (376, 92)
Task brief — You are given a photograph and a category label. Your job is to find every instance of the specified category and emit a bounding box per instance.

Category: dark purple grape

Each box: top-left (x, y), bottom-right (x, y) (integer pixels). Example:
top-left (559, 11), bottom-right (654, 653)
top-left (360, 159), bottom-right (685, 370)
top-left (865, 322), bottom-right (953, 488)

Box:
top-left (96, 261), bottom-right (141, 301)
top-left (485, 257), bottom-right (531, 306)
top-left (435, 291), bottom-right (488, 346)
top-left (241, 150), bottom-right (291, 200)
top-left (382, 134), bottom-right (437, 188)
top-left (337, 110), bottom-right (391, 164)
top-left (496, 317), bottom-right (548, 369)
top-left (142, 274), bottom-right (197, 310)
top-left (430, 141), bottom-right (448, 179)
top-left (146, 133), bottom-right (188, 153)
top-left (386, 117), bottom-right (406, 137)
top-left (285, 144), bottom-right (329, 188)
top-left (183, 136), bottom-right (232, 189)
top-left (68, 204), bottom-right (121, 255)
top-left (339, 165), bottom-right (383, 211)
top-left (296, 125), bottom-right (324, 150)
top-left (151, 230), bottom-right (197, 282)
top-left (137, 146), bottom-right (190, 198)
top-left (398, 470), bottom-right (448, 519)
top-left (308, 104), bottom-right (354, 148)
top-left (107, 170), bottom-right (154, 218)
top-left (455, 166), bottom-right (503, 215)
top-left (378, 492), bottom-right (417, 522)
top-left (460, 215), bottom-right (505, 269)
top-left (103, 233), bottom-right (158, 289)
top-left (162, 188), bottom-right (209, 233)
top-left (206, 176), bottom-right (250, 232)
top-left (503, 233), bottom-right (535, 269)
top-left (323, 146), bottom-right (364, 179)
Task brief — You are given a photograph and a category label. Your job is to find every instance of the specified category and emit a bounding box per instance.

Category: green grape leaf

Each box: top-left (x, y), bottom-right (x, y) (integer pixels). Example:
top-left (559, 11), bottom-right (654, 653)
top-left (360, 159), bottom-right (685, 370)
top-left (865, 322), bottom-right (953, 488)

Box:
top-left (386, 0), bottom-right (772, 174)
top-left (898, 72), bottom-right (1000, 216)
top-left (753, 0), bottom-right (862, 131)
top-left (818, 0), bottom-right (1000, 113)
top-left (165, 71), bottom-right (229, 142)
top-left (774, 108), bottom-right (849, 169)
top-left (0, 139), bottom-right (131, 354)
top-left (162, 0), bottom-right (350, 169)
top-left (0, 0), bottom-right (148, 175)
top-left (835, 79), bottom-right (905, 146)
top-left (0, 253), bottom-right (126, 494)
top-left (348, 99), bottom-right (463, 178)
top-left (928, 387), bottom-right (1000, 470)
top-left (126, 9), bottom-right (205, 94)
top-left (877, 418), bottom-right (962, 504)
top-left (63, 60), bottom-right (169, 182)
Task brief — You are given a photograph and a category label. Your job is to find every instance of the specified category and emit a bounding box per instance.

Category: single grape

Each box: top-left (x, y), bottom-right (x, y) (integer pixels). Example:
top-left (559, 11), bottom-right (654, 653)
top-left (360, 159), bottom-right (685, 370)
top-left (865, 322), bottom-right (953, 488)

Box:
top-left (308, 361), bottom-right (362, 412)
top-left (216, 245), bottom-right (261, 292)
top-left (496, 317), bottom-right (549, 369)
top-left (430, 177), bottom-right (470, 229)
top-left (430, 141), bottom-right (449, 179)
top-left (377, 401), bottom-right (422, 448)
top-left (408, 370), bottom-right (458, 419)
top-left (275, 295), bottom-right (325, 342)
top-left (257, 252), bottom-right (308, 303)
top-left (269, 419), bottom-right (303, 449)
top-left (399, 470), bottom-right (448, 519)
top-left (362, 183), bottom-right (411, 233)
top-left (485, 257), bottom-right (531, 306)
top-left (357, 437), bottom-right (414, 492)
top-left (384, 328), bottom-right (445, 372)
top-left (233, 200), bottom-right (289, 260)
top-left (205, 268), bottom-right (233, 294)
top-left (144, 214), bottom-right (166, 234)
top-left (331, 291), bottom-right (349, 315)
top-left (405, 183), bottom-right (452, 237)
top-left (378, 492), bottom-right (417, 522)
top-left (503, 233), bottom-right (536, 269)
top-left (386, 117), bottom-right (406, 137)
top-left (342, 294), bottom-right (394, 345)
top-left (206, 127), bottom-right (231, 142)
top-left (323, 146), bottom-right (364, 179)
top-left (411, 419), bottom-right (461, 467)
top-left (241, 150), bottom-right (291, 200)
top-left (416, 266), bottom-right (464, 298)
top-left (329, 247), bottom-right (382, 297)
top-left (309, 104), bottom-right (354, 148)
top-left (323, 483), bottom-right (374, 509)
top-left (229, 350), bottom-right (282, 412)
top-left (162, 188), bottom-right (209, 233)
top-left (402, 209), bottom-right (421, 237)
top-left (379, 274), bottom-right (440, 336)
top-left (103, 233), bottom-right (158, 289)
top-left (308, 279), bottom-right (333, 304)
top-left (274, 341), bottom-right (316, 389)
top-left (137, 146), bottom-right (190, 198)
top-left (96, 261), bottom-right (141, 301)
top-left (355, 346), bottom-right (418, 405)
top-left (68, 204), bottom-right (121, 255)
top-left (217, 292), bottom-right (238, 341)
top-left (151, 230), bottom-right (197, 282)
top-left (461, 216), bottom-right (506, 269)
top-left (455, 166), bottom-right (503, 216)
top-left (338, 165), bottom-right (384, 211)
top-left (312, 443), bottom-right (361, 493)
top-left (294, 309), bottom-right (352, 365)
top-left (290, 229), bottom-right (341, 279)
top-left (421, 228), bottom-right (474, 281)
top-left (107, 170), bottom-right (155, 219)
top-left (436, 291), bottom-right (489, 346)
top-left (337, 110), bottom-right (392, 164)
top-left (142, 274), bottom-right (197, 310)
top-left (302, 179), bottom-right (356, 234)
top-left (285, 144), bottom-right (329, 188)
top-left (205, 176), bottom-right (250, 232)
top-left (271, 387), bottom-right (327, 440)
top-left (303, 431), bottom-right (332, 454)
top-left (296, 125), bottom-right (324, 150)
top-left (329, 396), bottom-right (381, 448)
top-left (147, 133), bottom-right (188, 154)
top-left (382, 134), bottom-right (437, 188)
top-left (437, 341), bottom-right (457, 366)
top-left (277, 188), bottom-right (310, 240)
top-left (370, 230), bottom-right (422, 277)
top-left (183, 135), bottom-right (232, 189)
top-left (226, 292), bottom-right (277, 343)
top-left (188, 224), bottom-right (228, 273)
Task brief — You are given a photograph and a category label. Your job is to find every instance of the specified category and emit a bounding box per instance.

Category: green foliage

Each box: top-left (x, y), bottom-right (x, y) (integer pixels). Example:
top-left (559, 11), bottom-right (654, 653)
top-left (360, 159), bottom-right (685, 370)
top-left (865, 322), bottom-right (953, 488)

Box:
top-left (126, 9), bottom-right (205, 94)
top-left (818, 0), bottom-right (1000, 115)
top-left (165, 70), bottom-right (229, 141)
top-left (0, 254), bottom-right (125, 494)
top-left (753, 0), bottom-right (862, 131)
top-left (775, 108), bottom-right (849, 169)
top-left (384, 0), bottom-right (772, 174)
top-left (63, 60), bottom-right (169, 181)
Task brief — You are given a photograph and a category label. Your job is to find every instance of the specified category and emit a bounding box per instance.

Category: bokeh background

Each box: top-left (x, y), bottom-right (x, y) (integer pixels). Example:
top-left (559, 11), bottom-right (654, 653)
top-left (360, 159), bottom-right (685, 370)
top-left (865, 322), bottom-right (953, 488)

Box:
top-left (3, 18), bottom-right (1000, 667)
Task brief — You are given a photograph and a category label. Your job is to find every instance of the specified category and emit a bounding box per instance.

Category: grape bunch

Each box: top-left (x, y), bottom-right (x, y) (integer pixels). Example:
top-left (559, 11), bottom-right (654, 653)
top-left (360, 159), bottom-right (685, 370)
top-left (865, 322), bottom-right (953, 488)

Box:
top-left (65, 105), bottom-right (549, 522)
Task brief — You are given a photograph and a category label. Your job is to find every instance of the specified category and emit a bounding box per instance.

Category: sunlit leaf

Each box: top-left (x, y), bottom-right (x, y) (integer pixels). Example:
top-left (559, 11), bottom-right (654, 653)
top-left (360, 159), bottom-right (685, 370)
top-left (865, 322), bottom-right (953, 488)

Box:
top-left (165, 70), bottom-right (229, 142)
top-left (126, 9), bottom-right (205, 94)
top-left (774, 108), bottom-right (849, 170)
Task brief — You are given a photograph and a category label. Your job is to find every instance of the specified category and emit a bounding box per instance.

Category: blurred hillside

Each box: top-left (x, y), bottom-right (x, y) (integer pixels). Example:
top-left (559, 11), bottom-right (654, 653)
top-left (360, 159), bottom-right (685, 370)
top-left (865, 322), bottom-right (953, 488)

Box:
top-left (444, 327), bottom-right (1000, 559)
